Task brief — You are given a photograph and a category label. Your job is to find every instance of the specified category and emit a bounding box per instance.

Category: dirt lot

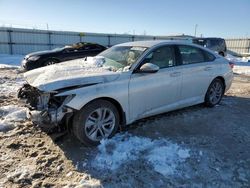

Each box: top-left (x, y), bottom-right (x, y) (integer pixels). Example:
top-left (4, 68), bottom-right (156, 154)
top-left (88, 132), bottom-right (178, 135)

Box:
top-left (0, 68), bottom-right (250, 188)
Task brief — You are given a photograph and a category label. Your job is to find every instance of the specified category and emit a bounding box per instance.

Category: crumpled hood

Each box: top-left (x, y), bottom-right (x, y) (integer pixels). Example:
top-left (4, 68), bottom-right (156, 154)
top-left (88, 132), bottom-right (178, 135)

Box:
top-left (23, 57), bottom-right (120, 92)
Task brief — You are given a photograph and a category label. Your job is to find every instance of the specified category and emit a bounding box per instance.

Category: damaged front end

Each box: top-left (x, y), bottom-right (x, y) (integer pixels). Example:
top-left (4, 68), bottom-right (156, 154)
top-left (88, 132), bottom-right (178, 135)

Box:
top-left (18, 84), bottom-right (74, 130)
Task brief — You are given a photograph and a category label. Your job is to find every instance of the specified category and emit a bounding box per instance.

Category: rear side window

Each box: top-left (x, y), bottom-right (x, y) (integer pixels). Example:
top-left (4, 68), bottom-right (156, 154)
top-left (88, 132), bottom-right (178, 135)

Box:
top-left (203, 50), bottom-right (215, 62)
top-left (178, 45), bottom-right (205, 64)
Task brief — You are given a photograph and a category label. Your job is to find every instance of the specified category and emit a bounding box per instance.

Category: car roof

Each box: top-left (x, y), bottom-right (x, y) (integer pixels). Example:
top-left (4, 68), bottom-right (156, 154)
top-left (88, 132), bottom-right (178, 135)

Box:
top-left (193, 37), bottom-right (224, 40)
top-left (115, 39), bottom-right (220, 58)
top-left (115, 40), bottom-right (192, 48)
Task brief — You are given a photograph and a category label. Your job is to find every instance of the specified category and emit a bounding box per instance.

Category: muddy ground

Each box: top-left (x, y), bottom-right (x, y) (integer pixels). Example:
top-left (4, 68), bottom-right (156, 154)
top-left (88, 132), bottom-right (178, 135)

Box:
top-left (0, 68), bottom-right (249, 188)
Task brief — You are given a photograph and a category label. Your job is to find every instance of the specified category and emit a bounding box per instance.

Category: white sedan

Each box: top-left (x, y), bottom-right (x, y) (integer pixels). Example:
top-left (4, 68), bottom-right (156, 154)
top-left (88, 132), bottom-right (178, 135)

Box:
top-left (19, 40), bottom-right (233, 146)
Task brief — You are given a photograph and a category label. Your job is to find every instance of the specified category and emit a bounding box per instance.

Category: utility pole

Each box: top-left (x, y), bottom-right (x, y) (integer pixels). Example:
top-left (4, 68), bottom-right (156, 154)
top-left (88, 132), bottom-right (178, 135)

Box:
top-left (194, 24), bottom-right (198, 37)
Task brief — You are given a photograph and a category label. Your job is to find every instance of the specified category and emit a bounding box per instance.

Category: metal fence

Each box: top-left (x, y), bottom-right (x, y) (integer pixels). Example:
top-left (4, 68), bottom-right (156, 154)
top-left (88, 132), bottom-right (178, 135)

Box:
top-left (0, 27), bottom-right (184, 55)
top-left (225, 38), bottom-right (250, 55)
top-left (1, 27), bottom-right (249, 56)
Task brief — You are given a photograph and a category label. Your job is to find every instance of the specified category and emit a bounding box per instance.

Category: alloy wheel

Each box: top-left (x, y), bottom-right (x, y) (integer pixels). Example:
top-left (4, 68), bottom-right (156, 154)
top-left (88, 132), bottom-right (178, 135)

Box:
top-left (209, 81), bottom-right (223, 105)
top-left (84, 107), bottom-right (116, 141)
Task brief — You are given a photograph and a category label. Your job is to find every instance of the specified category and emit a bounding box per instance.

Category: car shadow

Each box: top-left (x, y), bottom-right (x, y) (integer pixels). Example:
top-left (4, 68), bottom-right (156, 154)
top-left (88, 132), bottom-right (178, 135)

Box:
top-left (52, 95), bottom-right (250, 184)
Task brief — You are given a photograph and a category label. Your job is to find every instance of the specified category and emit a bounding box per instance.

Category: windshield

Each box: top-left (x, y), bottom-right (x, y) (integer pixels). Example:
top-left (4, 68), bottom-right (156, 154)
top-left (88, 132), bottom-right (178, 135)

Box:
top-left (98, 46), bottom-right (147, 71)
top-left (52, 47), bottom-right (64, 51)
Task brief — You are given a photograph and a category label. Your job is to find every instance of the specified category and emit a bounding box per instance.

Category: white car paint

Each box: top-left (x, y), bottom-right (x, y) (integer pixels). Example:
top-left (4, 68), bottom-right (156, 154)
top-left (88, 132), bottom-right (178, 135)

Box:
top-left (22, 40), bottom-right (233, 126)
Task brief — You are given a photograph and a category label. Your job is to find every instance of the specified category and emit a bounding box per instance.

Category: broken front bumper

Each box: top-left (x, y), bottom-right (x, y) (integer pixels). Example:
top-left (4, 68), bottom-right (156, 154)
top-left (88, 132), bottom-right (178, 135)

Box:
top-left (18, 84), bottom-right (75, 128)
top-left (27, 107), bottom-right (73, 128)
top-left (27, 110), bottom-right (52, 126)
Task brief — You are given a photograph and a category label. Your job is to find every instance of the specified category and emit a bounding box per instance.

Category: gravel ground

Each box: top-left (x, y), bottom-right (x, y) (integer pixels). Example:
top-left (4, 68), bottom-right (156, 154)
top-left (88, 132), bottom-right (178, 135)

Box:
top-left (0, 68), bottom-right (250, 188)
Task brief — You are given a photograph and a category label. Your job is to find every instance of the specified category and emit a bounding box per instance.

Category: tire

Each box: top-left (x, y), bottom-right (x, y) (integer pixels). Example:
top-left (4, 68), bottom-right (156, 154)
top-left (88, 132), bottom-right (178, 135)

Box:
top-left (219, 52), bottom-right (224, 57)
top-left (205, 78), bottom-right (225, 107)
top-left (72, 99), bottom-right (120, 146)
top-left (44, 59), bottom-right (59, 66)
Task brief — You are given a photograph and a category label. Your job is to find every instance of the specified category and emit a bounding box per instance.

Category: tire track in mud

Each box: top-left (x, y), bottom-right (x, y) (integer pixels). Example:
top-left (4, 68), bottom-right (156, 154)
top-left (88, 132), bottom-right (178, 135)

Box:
top-left (0, 68), bottom-right (101, 188)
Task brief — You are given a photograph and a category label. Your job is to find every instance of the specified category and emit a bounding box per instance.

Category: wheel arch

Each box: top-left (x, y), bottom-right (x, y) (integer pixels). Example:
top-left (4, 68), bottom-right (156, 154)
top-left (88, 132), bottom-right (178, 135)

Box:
top-left (207, 76), bottom-right (226, 95)
top-left (77, 97), bottom-right (126, 127)
top-left (214, 76), bottom-right (226, 92)
top-left (218, 51), bottom-right (225, 57)
top-left (44, 57), bottom-right (60, 65)
top-left (204, 76), bottom-right (226, 107)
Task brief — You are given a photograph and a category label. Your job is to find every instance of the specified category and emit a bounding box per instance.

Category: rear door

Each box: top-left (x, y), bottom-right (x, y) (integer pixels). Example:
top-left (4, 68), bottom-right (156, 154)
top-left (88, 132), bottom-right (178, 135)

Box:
top-left (128, 45), bottom-right (182, 121)
top-left (177, 45), bottom-right (216, 103)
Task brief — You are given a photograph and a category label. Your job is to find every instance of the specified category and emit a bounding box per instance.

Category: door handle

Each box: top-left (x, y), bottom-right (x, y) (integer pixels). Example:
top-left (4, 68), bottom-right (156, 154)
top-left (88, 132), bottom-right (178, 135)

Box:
top-left (204, 67), bottom-right (212, 71)
top-left (170, 72), bottom-right (181, 77)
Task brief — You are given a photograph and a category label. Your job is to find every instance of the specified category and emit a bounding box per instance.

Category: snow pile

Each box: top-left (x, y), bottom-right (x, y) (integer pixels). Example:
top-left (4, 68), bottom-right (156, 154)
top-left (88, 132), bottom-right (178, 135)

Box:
top-left (93, 134), bottom-right (155, 170)
top-left (0, 77), bottom-right (25, 96)
top-left (0, 105), bottom-right (27, 132)
top-left (0, 64), bottom-right (20, 69)
top-left (0, 54), bottom-right (23, 68)
top-left (85, 56), bottom-right (105, 67)
top-left (92, 134), bottom-right (190, 176)
top-left (23, 56), bottom-right (114, 91)
top-left (146, 144), bottom-right (190, 175)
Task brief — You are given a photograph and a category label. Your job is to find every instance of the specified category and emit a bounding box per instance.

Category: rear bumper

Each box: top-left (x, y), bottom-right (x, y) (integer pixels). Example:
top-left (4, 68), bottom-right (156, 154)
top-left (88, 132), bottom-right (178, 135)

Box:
top-left (224, 71), bottom-right (234, 92)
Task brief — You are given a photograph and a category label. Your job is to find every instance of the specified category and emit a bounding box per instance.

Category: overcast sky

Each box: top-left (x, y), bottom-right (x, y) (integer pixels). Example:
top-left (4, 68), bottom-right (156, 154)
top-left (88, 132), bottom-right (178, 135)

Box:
top-left (0, 0), bottom-right (249, 38)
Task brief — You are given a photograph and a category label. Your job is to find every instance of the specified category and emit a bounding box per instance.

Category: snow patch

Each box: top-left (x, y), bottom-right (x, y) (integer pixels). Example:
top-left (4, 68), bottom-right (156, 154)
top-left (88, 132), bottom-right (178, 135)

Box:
top-left (0, 64), bottom-right (20, 69)
top-left (146, 145), bottom-right (190, 175)
top-left (85, 56), bottom-right (105, 67)
top-left (92, 134), bottom-right (190, 176)
top-left (0, 77), bottom-right (25, 96)
top-left (0, 105), bottom-right (27, 132)
top-left (0, 54), bottom-right (24, 68)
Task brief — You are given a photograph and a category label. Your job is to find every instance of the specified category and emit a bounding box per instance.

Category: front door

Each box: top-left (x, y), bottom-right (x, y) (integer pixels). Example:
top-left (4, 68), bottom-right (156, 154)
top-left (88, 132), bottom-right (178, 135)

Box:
top-left (128, 45), bottom-right (182, 121)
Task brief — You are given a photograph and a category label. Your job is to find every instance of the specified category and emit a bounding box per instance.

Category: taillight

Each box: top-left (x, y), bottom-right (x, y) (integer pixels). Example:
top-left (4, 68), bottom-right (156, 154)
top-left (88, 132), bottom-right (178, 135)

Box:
top-left (229, 62), bottom-right (234, 69)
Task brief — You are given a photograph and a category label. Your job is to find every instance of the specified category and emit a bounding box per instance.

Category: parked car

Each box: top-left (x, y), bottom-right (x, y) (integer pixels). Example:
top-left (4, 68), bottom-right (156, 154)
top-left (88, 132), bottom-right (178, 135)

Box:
top-left (192, 38), bottom-right (227, 57)
top-left (18, 40), bottom-right (233, 146)
top-left (21, 42), bottom-right (106, 71)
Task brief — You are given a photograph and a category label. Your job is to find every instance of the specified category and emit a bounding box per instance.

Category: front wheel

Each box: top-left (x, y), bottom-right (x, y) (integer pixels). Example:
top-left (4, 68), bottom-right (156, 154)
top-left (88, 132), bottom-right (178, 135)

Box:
top-left (44, 59), bottom-right (59, 66)
top-left (72, 100), bottom-right (120, 146)
top-left (205, 78), bottom-right (224, 107)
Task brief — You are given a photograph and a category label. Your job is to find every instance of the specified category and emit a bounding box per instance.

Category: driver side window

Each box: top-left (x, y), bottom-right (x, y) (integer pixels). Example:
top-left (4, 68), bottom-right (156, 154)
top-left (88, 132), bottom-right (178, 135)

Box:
top-left (144, 46), bottom-right (175, 69)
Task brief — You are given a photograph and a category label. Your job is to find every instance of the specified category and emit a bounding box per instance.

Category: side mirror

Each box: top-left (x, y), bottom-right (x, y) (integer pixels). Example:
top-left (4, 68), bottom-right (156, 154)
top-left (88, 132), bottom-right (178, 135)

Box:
top-left (138, 63), bottom-right (159, 73)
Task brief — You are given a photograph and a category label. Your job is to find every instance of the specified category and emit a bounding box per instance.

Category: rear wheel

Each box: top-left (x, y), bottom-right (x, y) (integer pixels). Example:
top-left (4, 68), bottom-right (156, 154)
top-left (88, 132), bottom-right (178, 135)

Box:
top-left (219, 51), bottom-right (225, 57)
top-left (72, 100), bottom-right (119, 146)
top-left (205, 78), bottom-right (224, 107)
